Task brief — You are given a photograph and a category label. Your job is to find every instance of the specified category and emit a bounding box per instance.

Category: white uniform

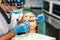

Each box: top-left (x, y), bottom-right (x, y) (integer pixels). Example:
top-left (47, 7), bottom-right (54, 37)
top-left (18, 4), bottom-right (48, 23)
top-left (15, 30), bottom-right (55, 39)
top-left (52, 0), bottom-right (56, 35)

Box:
top-left (0, 13), bottom-right (10, 36)
top-left (0, 8), bottom-right (23, 36)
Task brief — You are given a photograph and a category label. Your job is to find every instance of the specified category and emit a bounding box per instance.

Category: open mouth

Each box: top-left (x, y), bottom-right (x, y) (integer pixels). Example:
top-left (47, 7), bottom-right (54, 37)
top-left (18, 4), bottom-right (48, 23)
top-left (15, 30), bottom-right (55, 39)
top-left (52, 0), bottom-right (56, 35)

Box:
top-left (29, 20), bottom-right (35, 22)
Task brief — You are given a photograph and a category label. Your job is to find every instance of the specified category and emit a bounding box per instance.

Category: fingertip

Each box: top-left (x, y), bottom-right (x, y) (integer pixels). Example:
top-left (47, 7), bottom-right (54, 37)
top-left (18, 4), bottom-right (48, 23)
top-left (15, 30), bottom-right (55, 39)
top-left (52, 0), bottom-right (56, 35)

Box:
top-left (24, 20), bottom-right (29, 24)
top-left (26, 21), bottom-right (30, 24)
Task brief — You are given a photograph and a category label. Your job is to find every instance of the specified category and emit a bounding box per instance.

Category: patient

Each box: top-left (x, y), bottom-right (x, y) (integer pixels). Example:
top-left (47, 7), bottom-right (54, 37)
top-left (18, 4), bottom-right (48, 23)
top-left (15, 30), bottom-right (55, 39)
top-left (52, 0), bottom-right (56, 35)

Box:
top-left (11, 12), bottom-right (38, 40)
top-left (18, 11), bottom-right (38, 33)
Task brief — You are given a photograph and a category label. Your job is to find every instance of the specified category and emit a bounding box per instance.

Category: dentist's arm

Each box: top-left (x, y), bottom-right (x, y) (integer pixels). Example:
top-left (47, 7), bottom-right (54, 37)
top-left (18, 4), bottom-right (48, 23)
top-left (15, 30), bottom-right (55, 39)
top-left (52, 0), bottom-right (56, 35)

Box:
top-left (0, 21), bottom-right (29, 40)
top-left (0, 31), bottom-right (14, 40)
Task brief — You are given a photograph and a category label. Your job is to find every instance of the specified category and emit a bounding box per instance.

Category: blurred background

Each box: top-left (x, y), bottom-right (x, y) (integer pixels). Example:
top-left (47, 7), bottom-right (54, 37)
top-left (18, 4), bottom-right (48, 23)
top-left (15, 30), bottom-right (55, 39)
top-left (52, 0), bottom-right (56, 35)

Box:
top-left (23, 0), bottom-right (60, 40)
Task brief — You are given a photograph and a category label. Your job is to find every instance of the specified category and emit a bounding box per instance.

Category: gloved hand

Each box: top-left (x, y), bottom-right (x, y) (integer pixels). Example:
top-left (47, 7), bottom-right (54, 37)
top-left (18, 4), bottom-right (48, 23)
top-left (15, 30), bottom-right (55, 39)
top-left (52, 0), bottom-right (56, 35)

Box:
top-left (13, 20), bottom-right (29, 35)
top-left (36, 14), bottom-right (44, 23)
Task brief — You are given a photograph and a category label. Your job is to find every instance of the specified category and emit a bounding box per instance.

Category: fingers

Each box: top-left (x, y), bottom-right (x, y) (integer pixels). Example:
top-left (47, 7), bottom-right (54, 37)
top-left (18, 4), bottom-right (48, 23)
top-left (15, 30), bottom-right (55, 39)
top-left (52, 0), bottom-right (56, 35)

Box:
top-left (23, 20), bottom-right (30, 32)
top-left (24, 20), bottom-right (30, 28)
top-left (36, 17), bottom-right (44, 22)
top-left (25, 21), bottom-right (29, 25)
top-left (23, 20), bottom-right (29, 26)
top-left (37, 14), bottom-right (44, 17)
top-left (23, 20), bottom-right (28, 24)
top-left (18, 20), bottom-right (29, 28)
top-left (36, 14), bottom-right (45, 22)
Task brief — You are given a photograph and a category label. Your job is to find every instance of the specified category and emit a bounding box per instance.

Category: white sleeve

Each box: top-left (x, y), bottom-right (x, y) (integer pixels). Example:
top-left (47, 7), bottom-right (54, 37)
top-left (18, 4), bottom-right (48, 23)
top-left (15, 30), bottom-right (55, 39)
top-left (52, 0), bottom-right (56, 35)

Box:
top-left (0, 13), bottom-right (9, 36)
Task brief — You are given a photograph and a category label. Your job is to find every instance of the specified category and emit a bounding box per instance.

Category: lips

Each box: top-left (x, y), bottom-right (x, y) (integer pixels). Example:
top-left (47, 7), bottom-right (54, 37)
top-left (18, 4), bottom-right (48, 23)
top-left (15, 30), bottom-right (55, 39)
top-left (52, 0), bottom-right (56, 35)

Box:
top-left (29, 20), bottom-right (35, 22)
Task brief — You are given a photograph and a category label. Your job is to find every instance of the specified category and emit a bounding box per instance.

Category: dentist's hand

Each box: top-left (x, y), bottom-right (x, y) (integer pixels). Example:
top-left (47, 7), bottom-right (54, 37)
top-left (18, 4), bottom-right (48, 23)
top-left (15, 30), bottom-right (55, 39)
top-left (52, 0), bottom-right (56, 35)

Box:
top-left (36, 14), bottom-right (44, 23)
top-left (13, 21), bottom-right (29, 35)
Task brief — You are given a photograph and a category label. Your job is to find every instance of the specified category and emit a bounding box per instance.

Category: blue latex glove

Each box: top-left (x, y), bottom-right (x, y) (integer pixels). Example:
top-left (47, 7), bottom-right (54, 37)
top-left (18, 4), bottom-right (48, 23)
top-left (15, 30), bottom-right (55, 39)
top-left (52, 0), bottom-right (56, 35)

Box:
top-left (36, 14), bottom-right (44, 23)
top-left (13, 20), bottom-right (29, 35)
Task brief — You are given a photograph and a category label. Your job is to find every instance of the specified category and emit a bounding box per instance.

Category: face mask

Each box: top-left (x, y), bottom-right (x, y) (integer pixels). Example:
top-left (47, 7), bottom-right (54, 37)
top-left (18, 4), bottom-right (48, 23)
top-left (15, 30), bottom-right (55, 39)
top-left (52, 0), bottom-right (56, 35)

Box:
top-left (10, 8), bottom-right (23, 14)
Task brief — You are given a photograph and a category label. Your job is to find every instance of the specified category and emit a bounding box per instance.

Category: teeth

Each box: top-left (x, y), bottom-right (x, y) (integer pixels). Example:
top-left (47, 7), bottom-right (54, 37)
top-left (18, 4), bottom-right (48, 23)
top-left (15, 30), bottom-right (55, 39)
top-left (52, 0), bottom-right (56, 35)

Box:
top-left (29, 20), bottom-right (34, 22)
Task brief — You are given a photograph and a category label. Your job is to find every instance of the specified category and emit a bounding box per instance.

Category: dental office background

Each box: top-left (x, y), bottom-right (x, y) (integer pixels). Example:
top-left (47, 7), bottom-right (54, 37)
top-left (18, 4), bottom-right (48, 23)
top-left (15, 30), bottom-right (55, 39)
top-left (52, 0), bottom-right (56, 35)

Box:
top-left (2, 0), bottom-right (60, 40)
top-left (24, 0), bottom-right (60, 8)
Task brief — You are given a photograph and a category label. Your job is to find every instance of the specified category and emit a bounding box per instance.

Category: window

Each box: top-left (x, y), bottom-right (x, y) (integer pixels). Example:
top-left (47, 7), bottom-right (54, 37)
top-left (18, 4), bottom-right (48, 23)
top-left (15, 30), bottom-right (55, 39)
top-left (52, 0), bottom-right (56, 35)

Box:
top-left (43, 1), bottom-right (50, 11)
top-left (53, 4), bottom-right (60, 16)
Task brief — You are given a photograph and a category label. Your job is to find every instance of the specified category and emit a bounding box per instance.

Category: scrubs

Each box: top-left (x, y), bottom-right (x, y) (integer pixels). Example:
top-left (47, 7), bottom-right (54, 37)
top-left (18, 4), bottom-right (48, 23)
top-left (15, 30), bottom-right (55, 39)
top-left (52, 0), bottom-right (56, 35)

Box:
top-left (0, 13), bottom-right (9, 36)
top-left (0, 8), bottom-right (23, 36)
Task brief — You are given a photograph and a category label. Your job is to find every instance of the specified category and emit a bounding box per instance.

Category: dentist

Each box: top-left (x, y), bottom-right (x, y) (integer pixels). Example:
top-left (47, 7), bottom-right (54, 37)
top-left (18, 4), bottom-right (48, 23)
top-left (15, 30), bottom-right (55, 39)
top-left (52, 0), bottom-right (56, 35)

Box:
top-left (0, 0), bottom-right (44, 40)
top-left (0, 0), bottom-right (29, 40)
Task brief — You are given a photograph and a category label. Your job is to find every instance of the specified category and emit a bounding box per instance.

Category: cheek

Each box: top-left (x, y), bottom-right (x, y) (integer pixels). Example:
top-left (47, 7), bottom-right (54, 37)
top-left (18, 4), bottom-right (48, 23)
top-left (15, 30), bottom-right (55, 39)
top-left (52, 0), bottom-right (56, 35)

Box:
top-left (32, 17), bottom-right (36, 19)
top-left (31, 17), bottom-right (36, 21)
top-left (25, 17), bottom-right (29, 20)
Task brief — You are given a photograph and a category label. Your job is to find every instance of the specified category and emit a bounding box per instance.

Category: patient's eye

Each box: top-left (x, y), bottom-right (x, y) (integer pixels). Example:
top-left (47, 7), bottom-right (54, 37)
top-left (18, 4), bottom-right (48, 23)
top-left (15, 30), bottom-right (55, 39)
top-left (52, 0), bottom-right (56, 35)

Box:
top-left (25, 16), bottom-right (28, 17)
top-left (32, 16), bottom-right (35, 17)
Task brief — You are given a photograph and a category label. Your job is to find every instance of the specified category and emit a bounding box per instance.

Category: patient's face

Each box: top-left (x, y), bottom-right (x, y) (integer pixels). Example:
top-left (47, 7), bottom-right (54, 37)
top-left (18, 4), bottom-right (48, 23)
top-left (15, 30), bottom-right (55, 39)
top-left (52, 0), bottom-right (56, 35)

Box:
top-left (22, 12), bottom-right (38, 30)
top-left (22, 12), bottom-right (36, 22)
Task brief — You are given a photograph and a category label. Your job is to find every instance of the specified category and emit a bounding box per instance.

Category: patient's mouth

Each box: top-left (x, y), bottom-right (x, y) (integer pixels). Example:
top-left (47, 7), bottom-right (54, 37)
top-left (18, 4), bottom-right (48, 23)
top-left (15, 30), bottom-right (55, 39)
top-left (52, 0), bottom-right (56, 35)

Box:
top-left (29, 20), bottom-right (35, 22)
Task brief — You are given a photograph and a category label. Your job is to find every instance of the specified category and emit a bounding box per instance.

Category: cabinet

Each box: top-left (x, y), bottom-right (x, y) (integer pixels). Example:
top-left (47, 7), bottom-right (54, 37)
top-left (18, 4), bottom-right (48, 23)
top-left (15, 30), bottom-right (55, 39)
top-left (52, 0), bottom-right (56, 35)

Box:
top-left (24, 0), bottom-right (43, 8)
top-left (24, 0), bottom-right (31, 8)
top-left (31, 0), bottom-right (43, 7)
